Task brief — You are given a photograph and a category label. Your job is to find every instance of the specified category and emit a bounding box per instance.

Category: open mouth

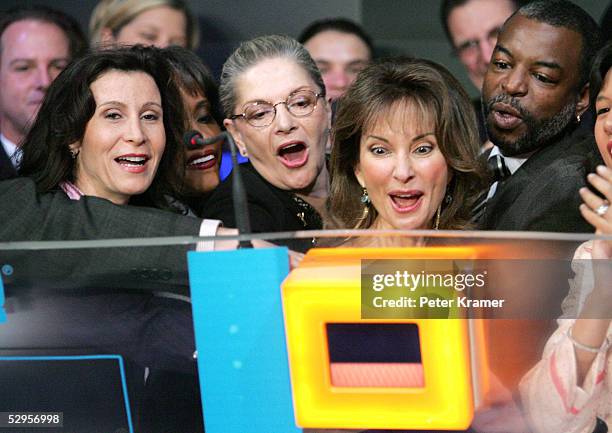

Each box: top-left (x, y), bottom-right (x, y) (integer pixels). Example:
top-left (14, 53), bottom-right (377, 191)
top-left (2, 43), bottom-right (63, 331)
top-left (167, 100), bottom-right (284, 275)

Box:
top-left (187, 152), bottom-right (217, 170)
top-left (277, 142), bottom-right (308, 168)
top-left (389, 192), bottom-right (423, 212)
top-left (114, 155), bottom-right (150, 174)
top-left (492, 103), bottom-right (523, 130)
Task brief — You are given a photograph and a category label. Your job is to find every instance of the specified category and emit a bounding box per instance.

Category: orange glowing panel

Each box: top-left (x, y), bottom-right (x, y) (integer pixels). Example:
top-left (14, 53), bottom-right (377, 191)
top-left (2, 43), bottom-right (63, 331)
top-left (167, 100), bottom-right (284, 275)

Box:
top-left (281, 247), bottom-right (486, 431)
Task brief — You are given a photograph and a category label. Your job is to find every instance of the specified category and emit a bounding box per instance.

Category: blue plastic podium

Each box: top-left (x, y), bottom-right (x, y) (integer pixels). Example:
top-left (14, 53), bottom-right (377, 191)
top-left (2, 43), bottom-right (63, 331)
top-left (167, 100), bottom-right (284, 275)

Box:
top-left (188, 247), bottom-right (300, 433)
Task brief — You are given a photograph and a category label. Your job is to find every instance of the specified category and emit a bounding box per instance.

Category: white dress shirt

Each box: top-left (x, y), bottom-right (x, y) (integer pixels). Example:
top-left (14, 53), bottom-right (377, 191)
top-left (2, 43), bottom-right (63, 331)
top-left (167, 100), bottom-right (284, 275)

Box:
top-left (486, 145), bottom-right (529, 200)
top-left (0, 133), bottom-right (19, 168)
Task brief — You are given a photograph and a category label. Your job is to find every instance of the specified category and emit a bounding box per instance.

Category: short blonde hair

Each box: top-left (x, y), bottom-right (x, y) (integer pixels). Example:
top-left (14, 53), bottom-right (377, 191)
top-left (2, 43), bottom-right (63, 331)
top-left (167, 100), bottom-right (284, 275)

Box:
top-left (89, 0), bottom-right (199, 50)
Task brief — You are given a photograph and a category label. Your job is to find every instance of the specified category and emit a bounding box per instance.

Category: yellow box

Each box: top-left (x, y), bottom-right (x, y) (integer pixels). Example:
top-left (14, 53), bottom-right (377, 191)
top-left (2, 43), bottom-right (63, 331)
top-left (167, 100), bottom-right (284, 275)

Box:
top-left (282, 247), bottom-right (486, 430)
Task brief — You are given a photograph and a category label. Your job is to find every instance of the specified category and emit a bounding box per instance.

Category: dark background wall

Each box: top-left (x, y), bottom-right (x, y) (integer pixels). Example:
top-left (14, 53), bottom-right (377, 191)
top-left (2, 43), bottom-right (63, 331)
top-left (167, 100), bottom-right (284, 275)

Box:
top-left (1, 0), bottom-right (609, 97)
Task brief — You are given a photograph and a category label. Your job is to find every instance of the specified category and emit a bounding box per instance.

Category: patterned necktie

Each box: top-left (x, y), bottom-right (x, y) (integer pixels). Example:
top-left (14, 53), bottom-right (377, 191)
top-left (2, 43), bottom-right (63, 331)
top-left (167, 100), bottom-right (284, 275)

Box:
top-left (472, 154), bottom-right (511, 224)
top-left (488, 154), bottom-right (511, 183)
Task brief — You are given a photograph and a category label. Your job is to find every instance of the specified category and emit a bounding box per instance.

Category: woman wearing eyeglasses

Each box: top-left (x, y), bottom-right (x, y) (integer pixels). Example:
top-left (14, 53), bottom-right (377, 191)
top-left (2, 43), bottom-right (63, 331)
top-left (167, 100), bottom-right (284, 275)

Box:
top-left (203, 34), bottom-right (331, 251)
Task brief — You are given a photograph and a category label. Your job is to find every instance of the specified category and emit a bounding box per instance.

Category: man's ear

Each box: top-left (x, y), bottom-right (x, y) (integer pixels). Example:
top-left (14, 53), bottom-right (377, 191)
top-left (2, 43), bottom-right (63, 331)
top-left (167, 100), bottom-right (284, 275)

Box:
top-left (576, 83), bottom-right (591, 117)
top-left (224, 119), bottom-right (248, 157)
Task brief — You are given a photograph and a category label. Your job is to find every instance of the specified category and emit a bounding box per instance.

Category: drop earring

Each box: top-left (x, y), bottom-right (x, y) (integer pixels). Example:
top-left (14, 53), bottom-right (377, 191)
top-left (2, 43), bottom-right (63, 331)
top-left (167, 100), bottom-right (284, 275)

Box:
top-left (353, 187), bottom-right (371, 229)
top-left (360, 187), bottom-right (370, 204)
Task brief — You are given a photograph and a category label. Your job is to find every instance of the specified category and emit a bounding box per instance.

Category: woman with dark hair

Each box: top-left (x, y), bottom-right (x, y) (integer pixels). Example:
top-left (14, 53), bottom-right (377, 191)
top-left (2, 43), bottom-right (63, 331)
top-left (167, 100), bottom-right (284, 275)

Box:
top-left (19, 45), bottom-right (185, 209)
top-left (519, 42), bottom-right (612, 433)
top-left (162, 45), bottom-right (224, 213)
top-left (14, 45), bottom-right (218, 433)
top-left (329, 56), bottom-right (484, 242)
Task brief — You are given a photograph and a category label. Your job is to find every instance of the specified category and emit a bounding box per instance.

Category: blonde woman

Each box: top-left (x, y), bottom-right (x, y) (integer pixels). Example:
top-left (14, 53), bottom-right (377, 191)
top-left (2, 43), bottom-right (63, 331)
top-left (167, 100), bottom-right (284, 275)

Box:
top-left (89, 0), bottom-right (199, 49)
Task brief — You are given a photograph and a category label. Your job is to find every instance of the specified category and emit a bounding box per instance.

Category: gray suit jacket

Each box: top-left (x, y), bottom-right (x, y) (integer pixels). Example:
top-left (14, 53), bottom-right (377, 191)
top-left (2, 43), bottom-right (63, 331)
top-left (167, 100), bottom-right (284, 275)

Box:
top-left (0, 177), bottom-right (202, 294)
top-left (482, 129), bottom-right (602, 233)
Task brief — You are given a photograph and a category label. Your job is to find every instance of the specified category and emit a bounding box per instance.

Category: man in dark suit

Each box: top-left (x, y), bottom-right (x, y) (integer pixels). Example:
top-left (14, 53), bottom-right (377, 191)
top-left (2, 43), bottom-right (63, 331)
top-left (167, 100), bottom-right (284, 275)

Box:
top-left (0, 6), bottom-right (86, 180)
top-left (480, 0), bottom-right (604, 233)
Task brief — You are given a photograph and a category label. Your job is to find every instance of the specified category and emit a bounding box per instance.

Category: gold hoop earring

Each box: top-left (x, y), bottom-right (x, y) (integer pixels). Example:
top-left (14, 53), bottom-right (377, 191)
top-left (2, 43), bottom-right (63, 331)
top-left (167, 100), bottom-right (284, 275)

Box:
top-left (434, 205), bottom-right (441, 230)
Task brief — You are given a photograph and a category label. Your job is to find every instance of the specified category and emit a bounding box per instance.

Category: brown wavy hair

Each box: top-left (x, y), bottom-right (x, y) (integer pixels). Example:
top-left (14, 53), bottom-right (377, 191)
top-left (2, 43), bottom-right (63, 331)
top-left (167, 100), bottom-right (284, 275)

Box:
top-left (329, 57), bottom-right (485, 230)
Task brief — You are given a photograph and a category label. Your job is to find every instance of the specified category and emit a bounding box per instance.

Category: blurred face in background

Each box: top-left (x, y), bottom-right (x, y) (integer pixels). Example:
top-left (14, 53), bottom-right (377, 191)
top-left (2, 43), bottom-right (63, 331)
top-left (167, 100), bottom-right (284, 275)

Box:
top-left (225, 57), bottom-right (330, 192)
top-left (304, 30), bottom-right (370, 102)
top-left (447, 0), bottom-right (516, 91)
top-left (182, 89), bottom-right (223, 194)
top-left (0, 19), bottom-right (70, 144)
top-left (70, 70), bottom-right (165, 204)
top-left (354, 101), bottom-right (450, 230)
top-left (102, 6), bottom-right (187, 48)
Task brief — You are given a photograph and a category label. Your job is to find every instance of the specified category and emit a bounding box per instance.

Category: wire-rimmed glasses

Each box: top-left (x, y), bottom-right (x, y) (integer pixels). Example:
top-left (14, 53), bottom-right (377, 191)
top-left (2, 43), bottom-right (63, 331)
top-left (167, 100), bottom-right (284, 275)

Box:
top-left (229, 89), bottom-right (323, 127)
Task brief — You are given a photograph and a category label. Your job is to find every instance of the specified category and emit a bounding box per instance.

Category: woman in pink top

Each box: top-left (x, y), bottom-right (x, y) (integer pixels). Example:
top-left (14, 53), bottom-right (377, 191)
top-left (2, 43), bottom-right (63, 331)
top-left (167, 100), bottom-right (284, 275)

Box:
top-left (520, 42), bottom-right (612, 433)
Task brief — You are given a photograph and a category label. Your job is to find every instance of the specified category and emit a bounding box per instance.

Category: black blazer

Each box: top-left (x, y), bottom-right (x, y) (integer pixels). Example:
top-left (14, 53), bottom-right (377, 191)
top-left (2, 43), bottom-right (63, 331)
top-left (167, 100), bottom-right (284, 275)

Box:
top-left (202, 163), bottom-right (322, 252)
top-left (0, 177), bottom-right (202, 294)
top-left (482, 129), bottom-right (602, 233)
top-left (0, 144), bottom-right (17, 181)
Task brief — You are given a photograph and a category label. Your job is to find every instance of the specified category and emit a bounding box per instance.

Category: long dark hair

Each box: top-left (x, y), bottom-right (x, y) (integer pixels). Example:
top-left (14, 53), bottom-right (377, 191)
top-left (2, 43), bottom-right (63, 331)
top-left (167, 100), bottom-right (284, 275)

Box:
top-left (19, 45), bottom-right (186, 207)
top-left (162, 45), bottom-right (223, 127)
top-left (330, 57), bottom-right (485, 230)
top-left (590, 41), bottom-right (612, 107)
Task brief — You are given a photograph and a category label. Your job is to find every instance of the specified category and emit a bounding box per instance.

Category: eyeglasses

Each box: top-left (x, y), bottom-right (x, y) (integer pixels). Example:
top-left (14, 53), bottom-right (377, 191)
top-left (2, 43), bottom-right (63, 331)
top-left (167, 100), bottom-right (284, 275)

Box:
top-left (453, 26), bottom-right (502, 61)
top-left (230, 89), bottom-right (323, 127)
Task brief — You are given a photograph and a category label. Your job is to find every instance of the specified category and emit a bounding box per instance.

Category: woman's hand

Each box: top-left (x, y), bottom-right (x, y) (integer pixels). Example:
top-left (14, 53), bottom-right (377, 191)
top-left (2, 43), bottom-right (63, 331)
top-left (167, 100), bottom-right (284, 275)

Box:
top-left (579, 165), bottom-right (612, 300)
top-left (214, 231), bottom-right (305, 270)
top-left (579, 165), bottom-right (612, 260)
top-left (574, 165), bottom-right (612, 386)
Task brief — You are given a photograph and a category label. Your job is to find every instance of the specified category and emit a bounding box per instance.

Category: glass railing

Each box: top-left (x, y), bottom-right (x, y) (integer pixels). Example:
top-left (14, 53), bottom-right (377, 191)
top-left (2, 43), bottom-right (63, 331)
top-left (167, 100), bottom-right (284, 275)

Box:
top-left (0, 230), bottom-right (610, 433)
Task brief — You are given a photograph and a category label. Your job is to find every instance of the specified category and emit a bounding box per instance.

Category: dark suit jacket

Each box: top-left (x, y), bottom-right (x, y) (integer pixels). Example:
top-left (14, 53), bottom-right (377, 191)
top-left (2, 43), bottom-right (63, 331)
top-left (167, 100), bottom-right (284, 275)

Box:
top-left (482, 129), bottom-right (602, 233)
top-left (0, 177), bottom-right (215, 420)
top-left (0, 143), bottom-right (17, 181)
top-left (0, 177), bottom-right (202, 294)
top-left (202, 162), bottom-right (322, 252)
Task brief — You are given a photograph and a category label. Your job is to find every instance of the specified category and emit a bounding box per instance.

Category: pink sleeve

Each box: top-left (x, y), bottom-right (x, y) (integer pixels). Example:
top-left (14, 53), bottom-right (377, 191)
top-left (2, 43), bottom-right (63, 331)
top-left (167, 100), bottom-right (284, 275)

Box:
top-left (519, 319), bottom-right (610, 433)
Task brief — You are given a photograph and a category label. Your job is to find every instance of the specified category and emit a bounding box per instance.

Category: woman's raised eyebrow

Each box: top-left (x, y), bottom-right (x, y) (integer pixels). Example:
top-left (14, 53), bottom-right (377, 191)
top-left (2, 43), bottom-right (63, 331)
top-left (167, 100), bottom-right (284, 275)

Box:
top-left (365, 132), bottom-right (434, 143)
top-left (97, 101), bottom-right (162, 109)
